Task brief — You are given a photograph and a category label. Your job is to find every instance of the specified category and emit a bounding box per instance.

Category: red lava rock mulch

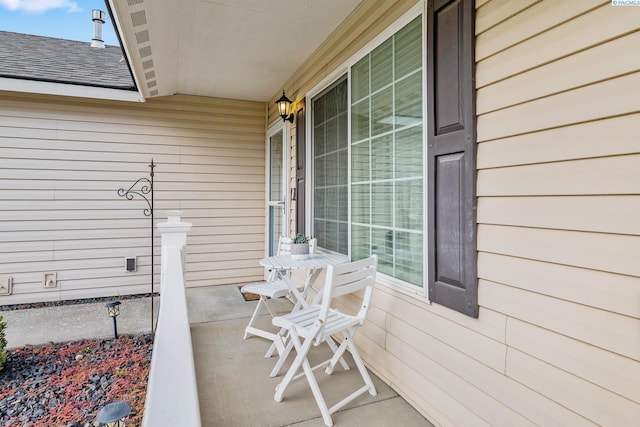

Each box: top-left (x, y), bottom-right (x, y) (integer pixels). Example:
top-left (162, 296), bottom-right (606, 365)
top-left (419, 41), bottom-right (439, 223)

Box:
top-left (0, 334), bottom-right (153, 427)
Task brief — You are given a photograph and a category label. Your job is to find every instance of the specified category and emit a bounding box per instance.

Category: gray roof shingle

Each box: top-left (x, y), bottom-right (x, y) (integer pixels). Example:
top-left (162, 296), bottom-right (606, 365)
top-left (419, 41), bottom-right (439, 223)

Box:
top-left (0, 31), bottom-right (136, 91)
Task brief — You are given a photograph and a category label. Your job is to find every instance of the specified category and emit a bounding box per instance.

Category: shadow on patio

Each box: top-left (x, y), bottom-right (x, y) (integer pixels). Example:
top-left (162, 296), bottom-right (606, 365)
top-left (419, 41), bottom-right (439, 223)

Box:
top-left (186, 284), bottom-right (433, 427)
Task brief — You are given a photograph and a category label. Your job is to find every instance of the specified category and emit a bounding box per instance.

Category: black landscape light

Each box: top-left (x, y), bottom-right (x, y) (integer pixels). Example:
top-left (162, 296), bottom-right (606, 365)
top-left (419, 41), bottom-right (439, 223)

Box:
top-left (97, 400), bottom-right (131, 426)
top-left (105, 300), bottom-right (121, 339)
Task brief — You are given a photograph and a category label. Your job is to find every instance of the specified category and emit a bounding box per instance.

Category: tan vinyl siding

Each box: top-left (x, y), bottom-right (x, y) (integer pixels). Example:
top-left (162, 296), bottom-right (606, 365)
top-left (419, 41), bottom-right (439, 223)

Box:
top-left (274, 0), bottom-right (640, 425)
top-left (474, 0), bottom-right (640, 424)
top-left (0, 92), bottom-right (266, 304)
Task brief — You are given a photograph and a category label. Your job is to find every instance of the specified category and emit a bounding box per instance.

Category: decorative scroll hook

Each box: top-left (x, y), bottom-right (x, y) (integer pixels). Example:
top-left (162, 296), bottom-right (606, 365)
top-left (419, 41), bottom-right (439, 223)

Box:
top-left (117, 159), bottom-right (155, 217)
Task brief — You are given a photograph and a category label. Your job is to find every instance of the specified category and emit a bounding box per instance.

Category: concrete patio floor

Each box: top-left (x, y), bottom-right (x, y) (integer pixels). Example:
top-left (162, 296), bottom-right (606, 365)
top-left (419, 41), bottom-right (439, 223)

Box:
top-left (187, 284), bottom-right (433, 427)
top-left (1, 284), bottom-right (433, 426)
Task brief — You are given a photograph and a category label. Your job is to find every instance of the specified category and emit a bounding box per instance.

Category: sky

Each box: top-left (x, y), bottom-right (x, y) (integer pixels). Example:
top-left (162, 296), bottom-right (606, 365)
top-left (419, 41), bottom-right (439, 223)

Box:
top-left (0, 0), bottom-right (119, 45)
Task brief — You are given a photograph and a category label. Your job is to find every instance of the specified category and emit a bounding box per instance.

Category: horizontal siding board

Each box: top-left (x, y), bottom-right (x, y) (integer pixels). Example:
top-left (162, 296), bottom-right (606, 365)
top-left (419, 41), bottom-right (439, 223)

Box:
top-left (2, 229), bottom-right (151, 242)
top-left (476, 3), bottom-right (640, 88)
top-left (478, 224), bottom-right (640, 278)
top-left (0, 157), bottom-right (266, 172)
top-left (357, 332), bottom-right (489, 427)
top-left (374, 288), bottom-right (507, 372)
top-left (359, 317), bottom-right (387, 348)
top-left (479, 279), bottom-right (640, 361)
top-left (477, 114), bottom-right (640, 169)
top-left (186, 242), bottom-right (264, 255)
top-left (1, 219), bottom-right (152, 232)
top-left (0, 100), bottom-right (266, 128)
top-left (0, 115), bottom-right (265, 139)
top-left (476, 0), bottom-right (604, 59)
top-left (58, 275), bottom-right (152, 290)
top-left (478, 196), bottom-right (640, 236)
top-left (375, 284), bottom-right (507, 342)
top-left (477, 72), bottom-right (640, 142)
top-left (477, 154), bottom-right (640, 196)
top-left (478, 31), bottom-right (640, 114)
top-left (475, 0), bottom-right (539, 35)
top-left (0, 145), bottom-right (265, 162)
top-left (386, 315), bottom-right (594, 426)
top-left (185, 267), bottom-right (263, 282)
top-left (0, 257), bottom-right (146, 274)
top-left (506, 348), bottom-right (640, 426)
top-left (507, 318), bottom-right (640, 403)
top-left (355, 333), bottom-right (454, 427)
top-left (0, 169), bottom-right (263, 183)
top-left (386, 333), bottom-right (531, 426)
top-left (1, 249), bottom-right (149, 265)
top-left (478, 252), bottom-right (640, 318)
top-left (186, 250), bottom-right (264, 263)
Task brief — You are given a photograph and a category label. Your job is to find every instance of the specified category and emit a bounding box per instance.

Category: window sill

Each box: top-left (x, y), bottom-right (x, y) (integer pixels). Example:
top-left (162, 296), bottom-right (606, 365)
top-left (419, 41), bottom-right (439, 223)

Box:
top-left (375, 272), bottom-right (430, 304)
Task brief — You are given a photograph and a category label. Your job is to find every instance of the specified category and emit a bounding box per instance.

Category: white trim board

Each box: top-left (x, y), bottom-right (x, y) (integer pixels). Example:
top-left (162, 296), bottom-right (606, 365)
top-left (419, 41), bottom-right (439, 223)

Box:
top-left (0, 77), bottom-right (144, 102)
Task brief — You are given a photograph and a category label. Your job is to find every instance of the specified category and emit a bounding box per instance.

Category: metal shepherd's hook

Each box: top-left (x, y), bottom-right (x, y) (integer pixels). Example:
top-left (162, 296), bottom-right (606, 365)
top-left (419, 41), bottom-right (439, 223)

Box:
top-left (117, 159), bottom-right (156, 334)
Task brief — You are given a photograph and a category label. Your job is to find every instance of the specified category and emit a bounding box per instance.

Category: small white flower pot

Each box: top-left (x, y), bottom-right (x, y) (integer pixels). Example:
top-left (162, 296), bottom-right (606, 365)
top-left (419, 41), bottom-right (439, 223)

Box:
top-left (290, 243), bottom-right (310, 260)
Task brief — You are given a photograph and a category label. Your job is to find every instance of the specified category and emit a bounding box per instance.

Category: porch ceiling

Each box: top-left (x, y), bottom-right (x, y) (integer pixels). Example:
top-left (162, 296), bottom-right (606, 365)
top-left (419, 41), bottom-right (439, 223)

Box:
top-left (110, 0), bottom-right (363, 102)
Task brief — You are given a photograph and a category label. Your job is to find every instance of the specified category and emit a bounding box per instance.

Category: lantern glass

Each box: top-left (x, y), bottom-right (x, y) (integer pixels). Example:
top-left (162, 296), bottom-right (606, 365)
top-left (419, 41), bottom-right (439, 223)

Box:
top-left (278, 99), bottom-right (289, 116)
top-left (105, 301), bottom-right (121, 317)
top-left (275, 90), bottom-right (292, 121)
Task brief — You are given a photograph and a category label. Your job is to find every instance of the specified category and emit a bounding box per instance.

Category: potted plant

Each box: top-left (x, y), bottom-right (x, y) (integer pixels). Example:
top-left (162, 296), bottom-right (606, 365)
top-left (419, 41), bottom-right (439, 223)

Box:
top-left (291, 233), bottom-right (310, 260)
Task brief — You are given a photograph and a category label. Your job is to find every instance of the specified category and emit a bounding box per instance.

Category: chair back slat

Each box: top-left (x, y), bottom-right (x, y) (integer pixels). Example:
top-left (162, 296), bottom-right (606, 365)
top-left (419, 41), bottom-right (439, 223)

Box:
top-left (331, 267), bottom-right (375, 296)
top-left (278, 236), bottom-right (293, 255)
top-left (319, 255), bottom-right (377, 324)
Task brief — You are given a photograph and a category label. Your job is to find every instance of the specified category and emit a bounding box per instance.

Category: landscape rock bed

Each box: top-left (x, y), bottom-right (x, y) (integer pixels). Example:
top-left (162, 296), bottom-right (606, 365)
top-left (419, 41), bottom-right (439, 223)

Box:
top-left (0, 334), bottom-right (152, 426)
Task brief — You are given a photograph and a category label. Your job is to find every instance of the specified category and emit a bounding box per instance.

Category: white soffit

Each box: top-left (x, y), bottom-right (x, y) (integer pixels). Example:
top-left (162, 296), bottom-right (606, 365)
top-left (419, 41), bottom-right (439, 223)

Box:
top-left (113, 0), bottom-right (363, 102)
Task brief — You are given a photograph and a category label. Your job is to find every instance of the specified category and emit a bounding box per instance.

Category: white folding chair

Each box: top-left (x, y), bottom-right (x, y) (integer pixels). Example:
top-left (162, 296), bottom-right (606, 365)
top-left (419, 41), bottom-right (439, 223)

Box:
top-left (270, 255), bottom-right (378, 427)
top-left (241, 236), bottom-right (292, 342)
top-left (241, 237), bottom-right (315, 357)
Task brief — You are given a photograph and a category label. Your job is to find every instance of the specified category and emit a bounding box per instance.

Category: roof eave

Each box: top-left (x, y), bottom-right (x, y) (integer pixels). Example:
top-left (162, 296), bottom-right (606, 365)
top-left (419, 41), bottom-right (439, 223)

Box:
top-left (0, 77), bottom-right (144, 102)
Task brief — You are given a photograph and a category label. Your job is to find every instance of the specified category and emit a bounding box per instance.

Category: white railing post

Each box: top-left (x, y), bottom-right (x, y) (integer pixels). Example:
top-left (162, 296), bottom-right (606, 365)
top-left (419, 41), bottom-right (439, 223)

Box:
top-left (158, 210), bottom-right (191, 287)
top-left (142, 211), bottom-right (201, 427)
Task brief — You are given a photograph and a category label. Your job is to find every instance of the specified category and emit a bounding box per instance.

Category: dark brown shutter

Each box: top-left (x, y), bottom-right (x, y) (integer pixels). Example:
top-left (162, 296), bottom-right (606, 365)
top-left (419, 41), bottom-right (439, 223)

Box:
top-left (295, 102), bottom-right (306, 234)
top-left (427, 0), bottom-right (478, 317)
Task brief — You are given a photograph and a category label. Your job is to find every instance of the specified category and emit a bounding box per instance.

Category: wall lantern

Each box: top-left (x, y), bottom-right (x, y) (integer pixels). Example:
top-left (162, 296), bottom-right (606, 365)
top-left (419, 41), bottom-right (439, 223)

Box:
top-left (97, 400), bottom-right (131, 426)
top-left (105, 300), bottom-right (122, 339)
top-left (275, 90), bottom-right (294, 123)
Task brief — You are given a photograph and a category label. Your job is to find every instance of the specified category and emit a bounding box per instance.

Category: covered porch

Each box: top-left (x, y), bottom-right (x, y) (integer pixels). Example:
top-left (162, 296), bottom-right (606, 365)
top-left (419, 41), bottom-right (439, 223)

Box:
top-left (186, 284), bottom-right (432, 426)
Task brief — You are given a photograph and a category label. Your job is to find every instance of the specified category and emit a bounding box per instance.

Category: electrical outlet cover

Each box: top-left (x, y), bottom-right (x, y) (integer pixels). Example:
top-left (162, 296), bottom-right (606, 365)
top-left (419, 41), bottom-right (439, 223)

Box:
top-left (43, 272), bottom-right (57, 289)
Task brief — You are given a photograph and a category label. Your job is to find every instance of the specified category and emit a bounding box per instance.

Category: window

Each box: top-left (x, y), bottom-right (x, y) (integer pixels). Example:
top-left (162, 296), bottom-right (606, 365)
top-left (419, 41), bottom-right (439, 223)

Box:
top-left (351, 16), bottom-right (423, 287)
top-left (308, 2), bottom-right (478, 316)
top-left (312, 77), bottom-right (349, 254)
top-left (311, 14), bottom-right (424, 289)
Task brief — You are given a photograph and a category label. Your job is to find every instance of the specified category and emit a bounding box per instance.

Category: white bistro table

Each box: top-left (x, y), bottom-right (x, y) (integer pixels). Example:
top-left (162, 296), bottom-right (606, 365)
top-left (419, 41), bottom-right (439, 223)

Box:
top-left (259, 252), bottom-right (348, 308)
top-left (259, 252), bottom-right (349, 360)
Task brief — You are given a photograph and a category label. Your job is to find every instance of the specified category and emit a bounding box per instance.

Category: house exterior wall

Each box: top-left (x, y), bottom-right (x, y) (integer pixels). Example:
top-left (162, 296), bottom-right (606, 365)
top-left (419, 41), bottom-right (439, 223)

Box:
top-left (0, 91), bottom-right (266, 305)
top-left (271, 0), bottom-right (640, 425)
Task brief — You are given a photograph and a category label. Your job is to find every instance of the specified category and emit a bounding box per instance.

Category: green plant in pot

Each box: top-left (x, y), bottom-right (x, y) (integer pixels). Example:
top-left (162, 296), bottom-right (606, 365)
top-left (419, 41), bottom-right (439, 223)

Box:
top-left (291, 233), bottom-right (310, 260)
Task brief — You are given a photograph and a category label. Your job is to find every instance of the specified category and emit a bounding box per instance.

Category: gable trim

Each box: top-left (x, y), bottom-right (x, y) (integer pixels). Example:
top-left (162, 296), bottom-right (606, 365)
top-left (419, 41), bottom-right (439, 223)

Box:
top-left (0, 77), bottom-right (144, 102)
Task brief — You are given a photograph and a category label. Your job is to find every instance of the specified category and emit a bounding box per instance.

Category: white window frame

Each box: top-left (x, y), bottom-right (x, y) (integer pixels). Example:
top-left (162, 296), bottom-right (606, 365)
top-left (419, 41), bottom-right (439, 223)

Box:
top-left (305, 3), bottom-right (428, 301)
